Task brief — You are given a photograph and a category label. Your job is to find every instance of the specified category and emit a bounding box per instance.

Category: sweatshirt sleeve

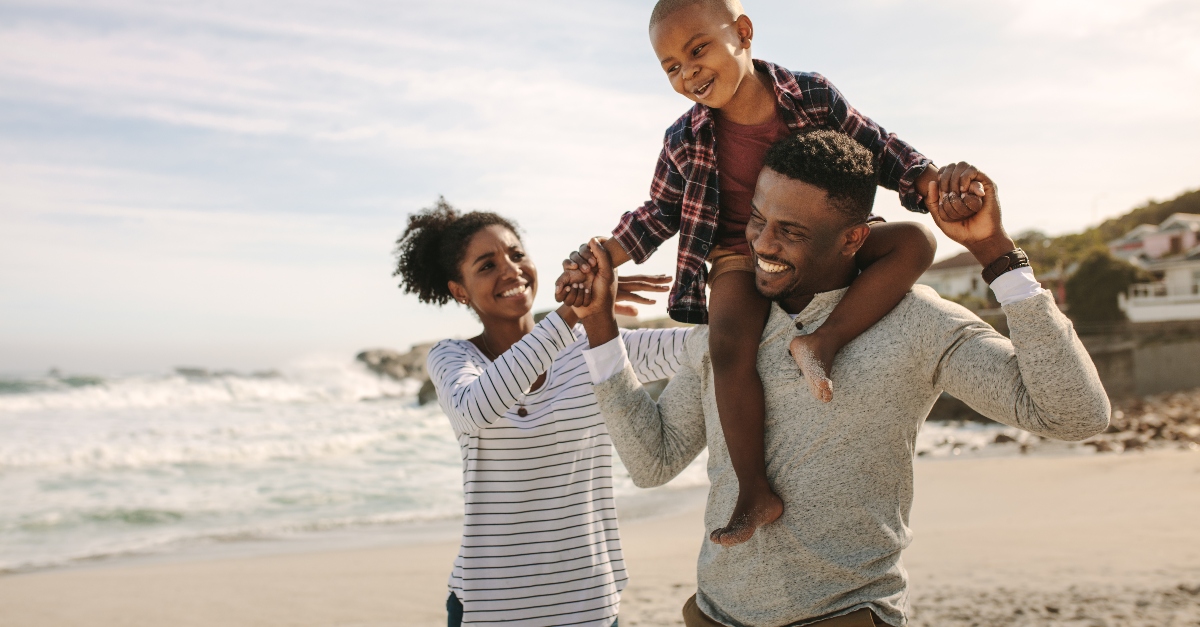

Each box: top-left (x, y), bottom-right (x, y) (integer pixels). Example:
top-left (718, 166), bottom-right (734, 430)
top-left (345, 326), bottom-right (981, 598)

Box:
top-left (589, 332), bottom-right (708, 488)
top-left (426, 312), bottom-right (577, 436)
top-left (931, 291), bottom-right (1111, 441)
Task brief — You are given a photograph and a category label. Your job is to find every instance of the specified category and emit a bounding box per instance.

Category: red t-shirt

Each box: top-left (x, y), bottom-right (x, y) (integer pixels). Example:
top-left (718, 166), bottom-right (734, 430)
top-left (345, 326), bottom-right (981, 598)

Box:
top-left (714, 109), bottom-right (792, 255)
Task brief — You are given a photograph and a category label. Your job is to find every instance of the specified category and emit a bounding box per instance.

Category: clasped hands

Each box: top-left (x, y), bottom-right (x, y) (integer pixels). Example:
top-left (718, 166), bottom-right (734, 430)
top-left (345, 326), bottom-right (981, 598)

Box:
top-left (553, 239), bottom-right (665, 322)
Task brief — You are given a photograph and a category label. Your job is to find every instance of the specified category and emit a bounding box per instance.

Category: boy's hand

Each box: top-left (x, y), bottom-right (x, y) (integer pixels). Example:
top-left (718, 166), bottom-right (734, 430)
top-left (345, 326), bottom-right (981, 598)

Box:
top-left (926, 168), bottom-right (1017, 266)
top-left (921, 162), bottom-right (986, 223)
top-left (554, 239), bottom-right (602, 303)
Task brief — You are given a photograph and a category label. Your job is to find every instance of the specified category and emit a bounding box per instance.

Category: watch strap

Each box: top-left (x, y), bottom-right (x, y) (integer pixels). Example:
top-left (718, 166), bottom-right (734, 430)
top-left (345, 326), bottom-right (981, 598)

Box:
top-left (981, 248), bottom-right (1030, 285)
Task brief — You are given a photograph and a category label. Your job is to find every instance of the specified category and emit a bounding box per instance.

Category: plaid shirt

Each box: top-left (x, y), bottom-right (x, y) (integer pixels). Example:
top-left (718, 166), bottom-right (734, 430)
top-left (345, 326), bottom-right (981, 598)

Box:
top-left (613, 60), bottom-right (932, 324)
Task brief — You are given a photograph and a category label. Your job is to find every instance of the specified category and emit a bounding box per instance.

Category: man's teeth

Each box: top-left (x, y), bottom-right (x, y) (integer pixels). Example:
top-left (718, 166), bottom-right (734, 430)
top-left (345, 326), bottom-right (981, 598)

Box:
top-left (757, 258), bottom-right (787, 274)
top-left (499, 285), bottom-right (528, 298)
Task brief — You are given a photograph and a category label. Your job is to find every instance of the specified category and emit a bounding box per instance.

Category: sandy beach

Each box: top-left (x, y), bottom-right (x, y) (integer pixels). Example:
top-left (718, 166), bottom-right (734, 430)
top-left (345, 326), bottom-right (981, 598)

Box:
top-left (2, 450), bottom-right (1197, 626)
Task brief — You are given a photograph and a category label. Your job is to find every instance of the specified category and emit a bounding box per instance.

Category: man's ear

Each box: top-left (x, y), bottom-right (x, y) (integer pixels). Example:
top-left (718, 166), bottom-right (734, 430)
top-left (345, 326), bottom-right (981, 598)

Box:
top-left (448, 280), bottom-right (469, 306)
top-left (842, 223), bottom-right (871, 258)
top-left (734, 14), bottom-right (753, 47)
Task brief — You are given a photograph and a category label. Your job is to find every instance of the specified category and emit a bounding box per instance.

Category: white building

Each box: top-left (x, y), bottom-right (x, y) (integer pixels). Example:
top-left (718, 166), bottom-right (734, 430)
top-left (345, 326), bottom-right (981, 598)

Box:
top-left (1119, 254), bottom-right (1200, 322)
top-left (1113, 213), bottom-right (1200, 322)
top-left (916, 251), bottom-right (987, 301)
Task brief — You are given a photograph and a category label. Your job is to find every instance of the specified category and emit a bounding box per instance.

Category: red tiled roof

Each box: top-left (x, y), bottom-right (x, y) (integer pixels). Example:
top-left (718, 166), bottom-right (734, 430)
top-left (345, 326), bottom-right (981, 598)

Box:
top-left (927, 251), bottom-right (981, 271)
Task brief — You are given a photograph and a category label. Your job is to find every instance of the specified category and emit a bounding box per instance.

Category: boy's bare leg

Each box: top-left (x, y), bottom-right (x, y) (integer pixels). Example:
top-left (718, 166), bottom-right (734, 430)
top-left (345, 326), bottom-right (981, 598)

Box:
top-left (789, 221), bottom-right (936, 402)
top-left (707, 269), bottom-right (781, 546)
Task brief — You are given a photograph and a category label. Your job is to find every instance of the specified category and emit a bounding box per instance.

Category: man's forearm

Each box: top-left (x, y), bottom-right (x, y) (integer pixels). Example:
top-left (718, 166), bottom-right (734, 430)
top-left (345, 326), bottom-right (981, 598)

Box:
top-left (603, 237), bottom-right (632, 268)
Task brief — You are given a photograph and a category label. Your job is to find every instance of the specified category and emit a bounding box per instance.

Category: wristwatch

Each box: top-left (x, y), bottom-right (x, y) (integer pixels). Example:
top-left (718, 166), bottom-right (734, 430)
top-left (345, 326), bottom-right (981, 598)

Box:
top-left (981, 248), bottom-right (1030, 285)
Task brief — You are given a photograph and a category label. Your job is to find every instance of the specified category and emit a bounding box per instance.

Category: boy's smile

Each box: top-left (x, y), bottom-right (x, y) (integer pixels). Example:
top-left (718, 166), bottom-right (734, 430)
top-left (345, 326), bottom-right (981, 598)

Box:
top-left (650, 2), bottom-right (769, 119)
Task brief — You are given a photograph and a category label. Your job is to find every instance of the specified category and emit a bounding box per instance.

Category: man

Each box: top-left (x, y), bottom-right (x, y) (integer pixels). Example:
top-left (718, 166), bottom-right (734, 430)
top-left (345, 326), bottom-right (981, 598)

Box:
top-left (569, 130), bottom-right (1110, 627)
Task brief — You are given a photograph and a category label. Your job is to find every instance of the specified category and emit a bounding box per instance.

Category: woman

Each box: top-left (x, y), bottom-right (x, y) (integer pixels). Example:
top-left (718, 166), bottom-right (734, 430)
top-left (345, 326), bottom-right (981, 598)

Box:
top-left (393, 201), bottom-right (690, 627)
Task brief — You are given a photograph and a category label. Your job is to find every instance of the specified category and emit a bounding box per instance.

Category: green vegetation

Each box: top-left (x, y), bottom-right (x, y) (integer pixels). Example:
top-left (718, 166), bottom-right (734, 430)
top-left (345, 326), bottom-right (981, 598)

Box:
top-left (1015, 188), bottom-right (1200, 274)
top-left (1064, 251), bottom-right (1154, 324)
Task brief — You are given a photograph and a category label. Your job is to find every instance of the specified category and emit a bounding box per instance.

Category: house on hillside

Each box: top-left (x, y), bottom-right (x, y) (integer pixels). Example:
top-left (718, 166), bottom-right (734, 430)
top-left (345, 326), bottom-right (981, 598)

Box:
top-left (1109, 213), bottom-right (1200, 263)
top-left (916, 251), bottom-right (987, 302)
top-left (1113, 213), bottom-right (1200, 322)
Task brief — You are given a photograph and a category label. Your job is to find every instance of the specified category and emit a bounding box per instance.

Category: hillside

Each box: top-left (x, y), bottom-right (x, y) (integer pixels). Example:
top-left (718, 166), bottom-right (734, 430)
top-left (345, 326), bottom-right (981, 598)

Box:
top-left (1015, 188), bottom-right (1200, 273)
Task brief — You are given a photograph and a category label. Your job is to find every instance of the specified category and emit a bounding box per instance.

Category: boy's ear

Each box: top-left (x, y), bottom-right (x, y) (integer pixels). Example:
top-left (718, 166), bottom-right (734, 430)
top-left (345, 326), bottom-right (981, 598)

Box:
top-left (734, 14), bottom-right (754, 47)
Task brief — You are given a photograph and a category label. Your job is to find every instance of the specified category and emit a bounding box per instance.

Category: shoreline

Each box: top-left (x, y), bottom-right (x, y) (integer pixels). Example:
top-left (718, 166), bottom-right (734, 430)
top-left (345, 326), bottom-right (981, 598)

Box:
top-left (3, 450), bottom-right (1198, 625)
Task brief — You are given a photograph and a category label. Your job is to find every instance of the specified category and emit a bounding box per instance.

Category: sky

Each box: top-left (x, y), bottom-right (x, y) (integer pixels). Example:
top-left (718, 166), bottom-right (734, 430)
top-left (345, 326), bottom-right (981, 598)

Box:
top-left (2, 0), bottom-right (1199, 374)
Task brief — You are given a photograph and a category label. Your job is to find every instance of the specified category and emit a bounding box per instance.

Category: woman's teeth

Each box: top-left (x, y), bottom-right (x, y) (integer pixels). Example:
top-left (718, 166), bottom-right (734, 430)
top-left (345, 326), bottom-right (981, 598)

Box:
top-left (499, 285), bottom-right (528, 298)
top-left (757, 258), bottom-right (787, 274)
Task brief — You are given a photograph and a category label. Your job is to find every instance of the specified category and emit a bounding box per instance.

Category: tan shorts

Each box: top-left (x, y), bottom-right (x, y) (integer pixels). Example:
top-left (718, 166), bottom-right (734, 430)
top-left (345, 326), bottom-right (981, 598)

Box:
top-left (682, 594), bottom-right (880, 627)
top-left (707, 246), bottom-right (755, 286)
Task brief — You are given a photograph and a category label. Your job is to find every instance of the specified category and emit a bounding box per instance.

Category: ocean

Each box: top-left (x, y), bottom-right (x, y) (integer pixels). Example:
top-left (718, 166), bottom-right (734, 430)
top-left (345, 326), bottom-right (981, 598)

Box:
top-left (0, 358), bottom-right (1026, 574)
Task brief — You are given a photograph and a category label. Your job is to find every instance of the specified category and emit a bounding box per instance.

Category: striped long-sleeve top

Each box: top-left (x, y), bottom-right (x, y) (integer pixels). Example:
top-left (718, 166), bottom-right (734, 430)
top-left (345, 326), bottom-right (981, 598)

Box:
top-left (427, 312), bottom-right (690, 627)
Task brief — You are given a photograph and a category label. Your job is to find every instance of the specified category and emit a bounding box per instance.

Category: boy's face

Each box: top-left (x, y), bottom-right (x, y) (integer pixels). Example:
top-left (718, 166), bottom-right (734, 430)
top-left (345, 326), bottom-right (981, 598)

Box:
top-left (650, 3), bottom-right (754, 109)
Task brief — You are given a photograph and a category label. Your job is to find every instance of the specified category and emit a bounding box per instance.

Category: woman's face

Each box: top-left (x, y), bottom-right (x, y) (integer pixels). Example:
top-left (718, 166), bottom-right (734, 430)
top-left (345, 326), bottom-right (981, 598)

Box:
top-left (451, 225), bottom-right (536, 321)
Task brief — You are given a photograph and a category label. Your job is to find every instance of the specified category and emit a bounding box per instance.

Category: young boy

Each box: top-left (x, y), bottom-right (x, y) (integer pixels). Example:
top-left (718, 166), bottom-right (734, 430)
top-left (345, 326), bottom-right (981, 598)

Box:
top-left (557, 0), bottom-right (981, 547)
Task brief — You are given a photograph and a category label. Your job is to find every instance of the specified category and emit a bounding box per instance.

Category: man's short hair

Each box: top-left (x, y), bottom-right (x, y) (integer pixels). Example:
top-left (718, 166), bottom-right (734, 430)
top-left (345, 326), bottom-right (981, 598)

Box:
top-left (763, 130), bottom-right (877, 225)
top-left (649, 0), bottom-right (744, 30)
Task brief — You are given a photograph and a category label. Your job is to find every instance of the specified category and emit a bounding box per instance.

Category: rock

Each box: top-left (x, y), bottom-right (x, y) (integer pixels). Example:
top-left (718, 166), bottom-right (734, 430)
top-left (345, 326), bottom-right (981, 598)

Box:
top-left (418, 379), bottom-right (438, 406)
top-left (357, 344), bottom-right (434, 381)
top-left (994, 433), bottom-right (1018, 444)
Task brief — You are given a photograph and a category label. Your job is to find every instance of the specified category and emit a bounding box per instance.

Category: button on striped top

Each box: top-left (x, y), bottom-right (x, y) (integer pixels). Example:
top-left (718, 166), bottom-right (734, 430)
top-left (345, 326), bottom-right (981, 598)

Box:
top-left (427, 312), bottom-right (689, 627)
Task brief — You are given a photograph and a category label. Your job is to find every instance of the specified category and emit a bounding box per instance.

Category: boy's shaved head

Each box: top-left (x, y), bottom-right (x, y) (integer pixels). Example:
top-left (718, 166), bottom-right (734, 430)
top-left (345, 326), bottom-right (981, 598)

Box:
top-left (649, 0), bottom-right (744, 30)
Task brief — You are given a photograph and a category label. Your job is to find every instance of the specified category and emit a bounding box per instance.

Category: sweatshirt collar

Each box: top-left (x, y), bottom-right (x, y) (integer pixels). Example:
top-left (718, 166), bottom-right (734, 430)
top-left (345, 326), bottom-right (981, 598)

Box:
top-left (767, 287), bottom-right (850, 337)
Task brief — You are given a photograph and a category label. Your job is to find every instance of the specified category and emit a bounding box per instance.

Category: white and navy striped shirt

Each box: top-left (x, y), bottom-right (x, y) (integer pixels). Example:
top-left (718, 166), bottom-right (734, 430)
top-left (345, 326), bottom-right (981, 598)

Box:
top-left (427, 312), bottom-right (689, 627)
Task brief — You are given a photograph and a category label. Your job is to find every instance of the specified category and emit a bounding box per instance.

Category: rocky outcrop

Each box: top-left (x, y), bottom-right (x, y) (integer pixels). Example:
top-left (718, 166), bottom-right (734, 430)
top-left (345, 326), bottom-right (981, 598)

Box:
top-left (1083, 388), bottom-right (1200, 452)
top-left (357, 344), bottom-right (437, 404)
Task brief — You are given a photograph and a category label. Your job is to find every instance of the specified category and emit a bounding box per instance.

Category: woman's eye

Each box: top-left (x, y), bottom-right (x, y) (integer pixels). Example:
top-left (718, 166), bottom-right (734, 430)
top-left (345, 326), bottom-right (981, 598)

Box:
top-left (480, 262), bottom-right (494, 271)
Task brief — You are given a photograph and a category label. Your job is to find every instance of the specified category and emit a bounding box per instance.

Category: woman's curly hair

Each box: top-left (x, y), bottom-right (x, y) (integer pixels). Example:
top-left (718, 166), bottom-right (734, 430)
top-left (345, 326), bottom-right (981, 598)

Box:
top-left (392, 197), bottom-right (522, 306)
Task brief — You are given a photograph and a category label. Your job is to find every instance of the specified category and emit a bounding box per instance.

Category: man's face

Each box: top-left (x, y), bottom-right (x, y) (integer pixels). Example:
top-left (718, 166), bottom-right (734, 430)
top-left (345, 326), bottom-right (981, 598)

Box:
top-left (649, 4), bottom-right (752, 109)
top-left (745, 168), bottom-right (868, 306)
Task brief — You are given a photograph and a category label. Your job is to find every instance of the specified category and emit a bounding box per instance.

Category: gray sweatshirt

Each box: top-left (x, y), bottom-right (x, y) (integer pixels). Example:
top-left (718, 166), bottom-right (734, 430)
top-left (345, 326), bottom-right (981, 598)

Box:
top-left (591, 285), bottom-right (1110, 627)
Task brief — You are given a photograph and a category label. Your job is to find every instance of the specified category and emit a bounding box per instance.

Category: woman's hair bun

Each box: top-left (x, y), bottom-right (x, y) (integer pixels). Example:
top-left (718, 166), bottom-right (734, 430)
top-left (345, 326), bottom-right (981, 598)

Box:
top-left (392, 197), bottom-right (520, 306)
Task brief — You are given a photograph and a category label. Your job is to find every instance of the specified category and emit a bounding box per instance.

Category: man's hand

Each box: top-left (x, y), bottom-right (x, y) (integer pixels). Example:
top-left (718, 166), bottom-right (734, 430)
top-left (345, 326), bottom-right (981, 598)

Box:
top-left (926, 166), bottom-right (1017, 266)
top-left (565, 239), bottom-right (671, 347)
top-left (920, 162), bottom-right (986, 223)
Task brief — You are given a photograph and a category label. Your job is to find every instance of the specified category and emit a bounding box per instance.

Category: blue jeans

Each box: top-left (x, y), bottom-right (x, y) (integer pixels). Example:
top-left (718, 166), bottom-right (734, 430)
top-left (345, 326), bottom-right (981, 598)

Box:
top-left (447, 594), bottom-right (617, 627)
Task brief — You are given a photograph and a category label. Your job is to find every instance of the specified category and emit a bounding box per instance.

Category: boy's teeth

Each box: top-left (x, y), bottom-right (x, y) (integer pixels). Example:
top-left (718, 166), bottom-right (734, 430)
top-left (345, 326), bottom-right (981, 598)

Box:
top-left (757, 258), bottom-right (787, 273)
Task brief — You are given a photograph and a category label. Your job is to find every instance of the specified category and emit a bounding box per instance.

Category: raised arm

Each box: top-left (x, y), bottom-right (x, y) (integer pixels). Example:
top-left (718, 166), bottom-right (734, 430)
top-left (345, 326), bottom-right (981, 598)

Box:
top-left (573, 240), bottom-right (708, 487)
top-left (927, 168), bottom-right (1109, 440)
top-left (426, 312), bottom-right (576, 436)
top-left (611, 134), bottom-right (687, 263)
top-left (797, 71), bottom-right (934, 213)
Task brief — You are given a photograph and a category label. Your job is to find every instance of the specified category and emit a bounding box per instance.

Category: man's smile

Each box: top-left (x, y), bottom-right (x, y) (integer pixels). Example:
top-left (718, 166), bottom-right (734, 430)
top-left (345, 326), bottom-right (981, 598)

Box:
top-left (756, 256), bottom-right (789, 274)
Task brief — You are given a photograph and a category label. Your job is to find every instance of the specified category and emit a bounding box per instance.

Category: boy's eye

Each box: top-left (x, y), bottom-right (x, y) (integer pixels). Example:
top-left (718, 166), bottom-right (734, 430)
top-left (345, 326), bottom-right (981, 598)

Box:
top-left (512, 252), bottom-right (525, 261)
top-left (692, 44), bottom-right (706, 56)
top-left (666, 64), bottom-right (679, 74)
